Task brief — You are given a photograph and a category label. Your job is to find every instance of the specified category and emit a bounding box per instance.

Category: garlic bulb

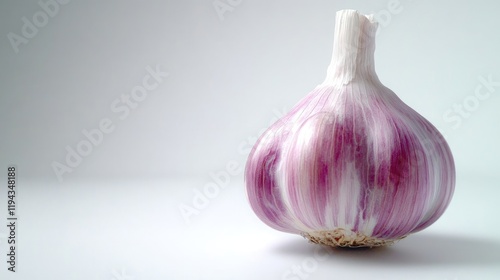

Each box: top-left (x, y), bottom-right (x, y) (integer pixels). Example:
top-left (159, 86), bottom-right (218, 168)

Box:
top-left (245, 9), bottom-right (455, 247)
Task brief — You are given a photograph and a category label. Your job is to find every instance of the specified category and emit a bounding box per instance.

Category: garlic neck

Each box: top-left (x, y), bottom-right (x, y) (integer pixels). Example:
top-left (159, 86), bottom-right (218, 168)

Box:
top-left (323, 10), bottom-right (380, 86)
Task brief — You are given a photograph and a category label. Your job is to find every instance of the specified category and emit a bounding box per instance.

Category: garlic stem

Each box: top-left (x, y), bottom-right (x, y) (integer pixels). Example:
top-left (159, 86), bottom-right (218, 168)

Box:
top-left (324, 10), bottom-right (379, 85)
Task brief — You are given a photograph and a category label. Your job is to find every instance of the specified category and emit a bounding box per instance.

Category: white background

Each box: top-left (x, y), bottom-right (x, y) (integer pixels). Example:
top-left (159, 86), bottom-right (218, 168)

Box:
top-left (0, 0), bottom-right (499, 279)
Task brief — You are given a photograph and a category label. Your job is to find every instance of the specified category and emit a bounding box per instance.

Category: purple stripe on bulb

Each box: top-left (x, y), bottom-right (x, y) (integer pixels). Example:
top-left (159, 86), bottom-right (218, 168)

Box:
top-left (245, 137), bottom-right (298, 233)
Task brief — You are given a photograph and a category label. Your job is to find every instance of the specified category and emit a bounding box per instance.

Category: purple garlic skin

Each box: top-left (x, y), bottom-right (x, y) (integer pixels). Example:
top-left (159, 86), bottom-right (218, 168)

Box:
top-left (245, 10), bottom-right (455, 247)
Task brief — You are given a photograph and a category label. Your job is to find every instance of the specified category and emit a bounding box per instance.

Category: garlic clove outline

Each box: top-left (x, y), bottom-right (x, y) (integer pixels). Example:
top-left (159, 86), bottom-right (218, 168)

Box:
top-left (245, 9), bottom-right (455, 248)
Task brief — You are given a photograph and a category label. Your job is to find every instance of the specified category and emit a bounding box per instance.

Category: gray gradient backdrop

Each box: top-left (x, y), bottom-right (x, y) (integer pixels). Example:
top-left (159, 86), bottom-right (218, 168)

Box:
top-left (0, 0), bottom-right (499, 279)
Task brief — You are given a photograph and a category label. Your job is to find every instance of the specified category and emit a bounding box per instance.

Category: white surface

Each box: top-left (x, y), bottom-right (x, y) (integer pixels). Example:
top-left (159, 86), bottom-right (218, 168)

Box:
top-left (0, 178), bottom-right (499, 280)
top-left (1, 1), bottom-right (500, 279)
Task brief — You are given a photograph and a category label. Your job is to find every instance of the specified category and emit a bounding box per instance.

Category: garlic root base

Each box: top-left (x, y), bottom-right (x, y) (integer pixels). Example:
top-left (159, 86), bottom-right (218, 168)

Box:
top-left (301, 229), bottom-right (405, 248)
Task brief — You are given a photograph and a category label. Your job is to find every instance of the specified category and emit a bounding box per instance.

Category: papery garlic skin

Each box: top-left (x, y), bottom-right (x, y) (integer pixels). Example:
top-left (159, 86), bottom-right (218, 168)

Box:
top-left (245, 10), bottom-right (455, 247)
